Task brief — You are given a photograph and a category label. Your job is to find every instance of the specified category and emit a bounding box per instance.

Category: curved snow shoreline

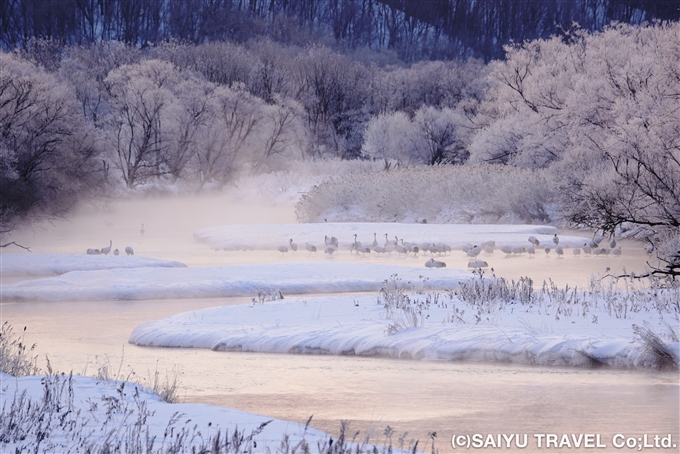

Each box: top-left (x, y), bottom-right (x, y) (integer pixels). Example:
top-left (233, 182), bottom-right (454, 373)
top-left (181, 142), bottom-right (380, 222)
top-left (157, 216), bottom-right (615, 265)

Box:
top-left (129, 294), bottom-right (680, 371)
top-left (1, 253), bottom-right (186, 276)
top-left (1, 262), bottom-right (468, 302)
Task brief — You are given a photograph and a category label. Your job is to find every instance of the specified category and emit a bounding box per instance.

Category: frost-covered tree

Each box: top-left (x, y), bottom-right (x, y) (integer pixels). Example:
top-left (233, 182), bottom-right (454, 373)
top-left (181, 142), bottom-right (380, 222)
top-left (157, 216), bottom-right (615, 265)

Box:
top-left (251, 97), bottom-right (309, 172)
top-left (150, 40), bottom-right (255, 88)
top-left (189, 85), bottom-right (262, 188)
top-left (469, 22), bottom-right (680, 273)
top-left (362, 111), bottom-right (417, 163)
top-left (368, 59), bottom-right (488, 116)
top-left (0, 53), bottom-right (102, 232)
top-left (247, 38), bottom-right (296, 103)
top-left (60, 42), bottom-right (140, 126)
top-left (413, 106), bottom-right (469, 165)
top-left (103, 60), bottom-right (181, 187)
top-left (362, 106), bottom-right (469, 165)
top-left (293, 44), bottom-right (371, 157)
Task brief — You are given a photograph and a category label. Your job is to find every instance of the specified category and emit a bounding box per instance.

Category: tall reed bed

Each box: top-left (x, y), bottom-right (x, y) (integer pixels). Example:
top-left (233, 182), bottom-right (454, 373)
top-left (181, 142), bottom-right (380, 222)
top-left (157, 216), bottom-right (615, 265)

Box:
top-left (296, 164), bottom-right (556, 224)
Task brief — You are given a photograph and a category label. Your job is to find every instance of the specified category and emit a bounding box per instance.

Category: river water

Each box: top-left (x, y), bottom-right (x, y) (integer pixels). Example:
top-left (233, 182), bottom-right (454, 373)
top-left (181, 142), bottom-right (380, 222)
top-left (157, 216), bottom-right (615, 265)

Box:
top-left (2, 195), bottom-right (678, 452)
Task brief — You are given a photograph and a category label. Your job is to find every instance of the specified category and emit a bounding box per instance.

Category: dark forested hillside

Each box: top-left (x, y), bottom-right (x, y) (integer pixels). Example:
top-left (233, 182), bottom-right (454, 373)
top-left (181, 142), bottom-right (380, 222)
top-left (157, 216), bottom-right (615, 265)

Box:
top-left (1, 0), bottom-right (678, 61)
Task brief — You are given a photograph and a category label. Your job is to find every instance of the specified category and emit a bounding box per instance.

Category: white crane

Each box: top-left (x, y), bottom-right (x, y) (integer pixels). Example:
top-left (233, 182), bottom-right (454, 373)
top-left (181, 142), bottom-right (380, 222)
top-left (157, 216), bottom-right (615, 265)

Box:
top-left (425, 259), bottom-right (446, 268)
top-left (352, 234), bottom-right (361, 254)
top-left (437, 243), bottom-right (451, 254)
top-left (467, 245), bottom-right (481, 258)
top-left (467, 260), bottom-right (488, 268)
top-left (278, 244), bottom-right (288, 254)
top-left (101, 240), bottom-right (112, 255)
top-left (125, 246), bottom-right (134, 256)
top-left (305, 243), bottom-right (317, 254)
top-left (395, 238), bottom-right (406, 256)
top-left (358, 245), bottom-right (371, 256)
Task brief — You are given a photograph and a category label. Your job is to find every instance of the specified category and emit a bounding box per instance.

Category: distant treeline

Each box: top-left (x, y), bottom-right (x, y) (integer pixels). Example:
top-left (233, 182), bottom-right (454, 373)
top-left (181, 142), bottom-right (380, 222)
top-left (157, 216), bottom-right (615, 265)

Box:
top-left (2, 0), bottom-right (679, 60)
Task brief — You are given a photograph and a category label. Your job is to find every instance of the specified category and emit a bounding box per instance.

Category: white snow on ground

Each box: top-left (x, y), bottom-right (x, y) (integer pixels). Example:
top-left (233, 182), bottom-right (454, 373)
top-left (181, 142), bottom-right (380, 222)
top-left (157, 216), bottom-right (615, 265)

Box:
top-left (0, 253), bottom-right (186, 276)
top-left (129, 293), bottom-right (680, 370)
top-left (1, 262), bottom-right (468, 302)
top-left (0, 372), bottom-right (377, 453)
top-left (194, 222), bottom-right (569, 250)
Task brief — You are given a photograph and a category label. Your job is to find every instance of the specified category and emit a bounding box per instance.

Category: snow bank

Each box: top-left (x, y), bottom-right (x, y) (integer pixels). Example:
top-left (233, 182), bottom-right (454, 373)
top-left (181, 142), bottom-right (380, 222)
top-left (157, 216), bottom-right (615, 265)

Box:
top-left (194, 222), bottom-right (573, 251)
top-left (1, 253), bottom-right (186, 276)
top-left (1, 262), bottom-right (469, 302)
top-left (130, 294), bottom-right (680, 370)
top-left (0, 372), bottom-right (348, 453)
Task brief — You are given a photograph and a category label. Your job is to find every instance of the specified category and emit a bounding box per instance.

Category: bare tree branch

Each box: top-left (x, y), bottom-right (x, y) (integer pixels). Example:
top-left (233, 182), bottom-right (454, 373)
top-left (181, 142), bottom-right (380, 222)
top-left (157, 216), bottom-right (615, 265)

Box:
top-left (0, 241), bottom-right (31, 251)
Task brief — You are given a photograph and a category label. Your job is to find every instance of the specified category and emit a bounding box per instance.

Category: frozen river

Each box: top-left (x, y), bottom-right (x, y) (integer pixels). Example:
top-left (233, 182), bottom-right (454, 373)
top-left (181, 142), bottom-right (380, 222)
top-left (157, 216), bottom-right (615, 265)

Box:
top-left (2, 195), bottom-right (678, 452)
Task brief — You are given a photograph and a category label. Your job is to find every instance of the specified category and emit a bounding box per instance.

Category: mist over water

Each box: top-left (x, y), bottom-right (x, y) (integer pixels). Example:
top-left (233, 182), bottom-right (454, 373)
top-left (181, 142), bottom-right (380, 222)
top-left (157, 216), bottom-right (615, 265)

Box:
top-left (5, 192), bottom-right (296, 266)
top-left (2, 193), bottom-right (677, 452)
top-left (6, 192), bottom-right (657, 289)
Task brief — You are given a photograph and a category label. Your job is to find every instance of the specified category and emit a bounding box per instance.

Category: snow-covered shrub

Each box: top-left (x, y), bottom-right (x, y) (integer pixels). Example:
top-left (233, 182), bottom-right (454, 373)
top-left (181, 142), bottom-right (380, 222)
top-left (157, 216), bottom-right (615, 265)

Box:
top-left (633, 321), bottom-right (679, 370)
top-left (90, 350), bottom-right (183, 404)
top-left (295, 164), bottom-right (556, 224)
top-left (379, 275), bottom-right (421, 333)
top-left (458, 272), bottom-right (534, 307)
top-left (0, 323), bottom-right (39, 377)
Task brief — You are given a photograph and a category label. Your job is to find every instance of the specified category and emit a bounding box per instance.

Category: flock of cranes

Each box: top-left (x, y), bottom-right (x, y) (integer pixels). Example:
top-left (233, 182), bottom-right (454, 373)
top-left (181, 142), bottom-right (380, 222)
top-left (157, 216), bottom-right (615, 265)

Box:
top-left (85, 223), bottom-right (143, 256)
top-left (278, 233), bottom-right (454, 259)
top-left (86, 241), bottom-right (134, 256)
top-left (277, 232), bottom-right (629, 268)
